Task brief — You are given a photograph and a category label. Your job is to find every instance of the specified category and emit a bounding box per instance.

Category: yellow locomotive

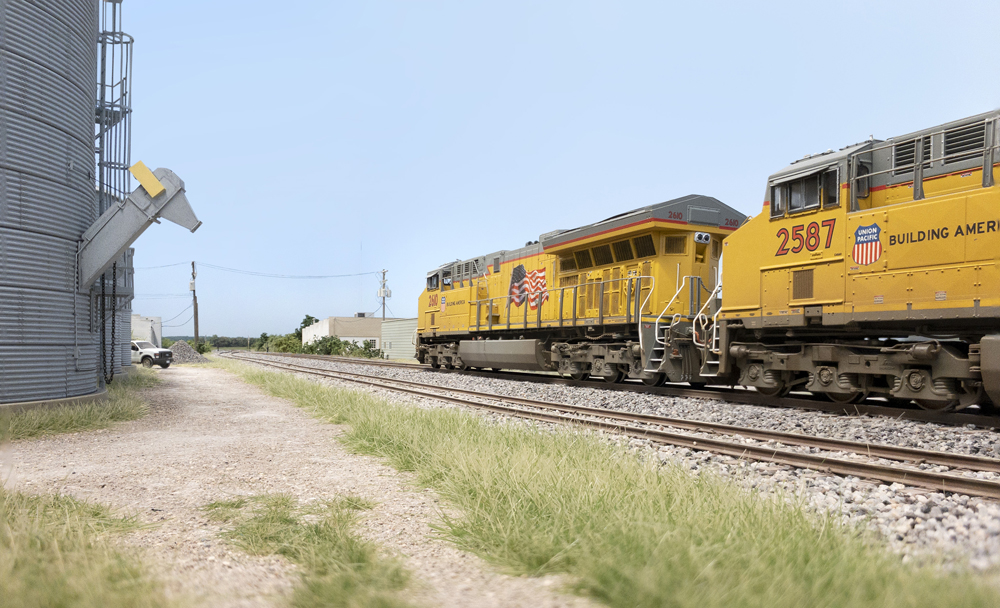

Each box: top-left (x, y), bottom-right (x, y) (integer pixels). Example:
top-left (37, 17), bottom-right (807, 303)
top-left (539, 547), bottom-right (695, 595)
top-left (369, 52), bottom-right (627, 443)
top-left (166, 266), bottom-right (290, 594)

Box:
top-left (417, 195), bottom-right (746, 384)
top-left (416, 110), bottom-right (1000, 412)
top-left (719, 110), bottom-right (1000, 410)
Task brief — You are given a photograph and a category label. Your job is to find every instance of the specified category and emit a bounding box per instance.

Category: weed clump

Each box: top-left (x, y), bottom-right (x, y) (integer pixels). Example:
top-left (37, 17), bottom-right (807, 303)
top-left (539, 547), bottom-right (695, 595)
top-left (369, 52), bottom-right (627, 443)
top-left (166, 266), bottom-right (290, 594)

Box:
top-left (203, 493), bottom-right (413, 607)
top-left (0, 488), bottom-right (165, 608)
top-left (0, 367), bottom-right (158, 441)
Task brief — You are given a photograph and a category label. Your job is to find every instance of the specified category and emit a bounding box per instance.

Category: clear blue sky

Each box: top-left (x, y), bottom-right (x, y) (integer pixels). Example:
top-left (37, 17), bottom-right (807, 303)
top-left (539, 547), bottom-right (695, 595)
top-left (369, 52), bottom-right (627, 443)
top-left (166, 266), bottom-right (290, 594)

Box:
top-left (127, 0), bottom-right (1000, 337)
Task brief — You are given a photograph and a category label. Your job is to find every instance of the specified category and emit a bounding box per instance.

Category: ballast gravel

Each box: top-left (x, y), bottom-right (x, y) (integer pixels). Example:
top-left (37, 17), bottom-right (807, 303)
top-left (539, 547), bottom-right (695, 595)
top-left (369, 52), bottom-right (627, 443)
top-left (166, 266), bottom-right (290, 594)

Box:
top-left (168, 339), bottom-right (210, 363)
top-left (241, 353), bottom-right (1000, 573)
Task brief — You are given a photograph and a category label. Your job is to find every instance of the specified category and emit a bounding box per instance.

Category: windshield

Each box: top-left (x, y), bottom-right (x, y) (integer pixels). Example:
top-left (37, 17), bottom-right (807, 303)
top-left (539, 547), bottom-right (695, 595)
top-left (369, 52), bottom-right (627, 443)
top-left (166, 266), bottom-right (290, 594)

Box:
top-left (136, 341), bottom-right (156, 349)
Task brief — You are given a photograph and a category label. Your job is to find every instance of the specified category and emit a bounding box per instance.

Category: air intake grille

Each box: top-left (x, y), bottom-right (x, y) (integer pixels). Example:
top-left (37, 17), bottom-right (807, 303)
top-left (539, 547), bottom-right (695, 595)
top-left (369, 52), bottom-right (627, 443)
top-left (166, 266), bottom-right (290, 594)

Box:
top-left (792, 268), bottom-right (814, 300)
top-left (944, 122), bottom-right (986, 164)
top-left (560, 255), bottom-right (577, 272)
top-left (632, 234), bottom-right (656, 257)
top-left (592, 244), bottom-right (614, 266)
top-left (665, 235), bottom-right (686, 254)
top-left (574, 250), bottom-right (594, 269)
top-left (612, 240), bottom-right (634, 262)
top-left (893, 137), bottom-right (931, 174)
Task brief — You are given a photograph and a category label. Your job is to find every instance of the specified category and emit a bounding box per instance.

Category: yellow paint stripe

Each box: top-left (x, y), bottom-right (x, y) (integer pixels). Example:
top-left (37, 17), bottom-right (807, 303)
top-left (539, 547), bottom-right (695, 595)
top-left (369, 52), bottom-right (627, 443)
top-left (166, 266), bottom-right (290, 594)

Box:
top-left (129, 161), bottom-right (166, 198)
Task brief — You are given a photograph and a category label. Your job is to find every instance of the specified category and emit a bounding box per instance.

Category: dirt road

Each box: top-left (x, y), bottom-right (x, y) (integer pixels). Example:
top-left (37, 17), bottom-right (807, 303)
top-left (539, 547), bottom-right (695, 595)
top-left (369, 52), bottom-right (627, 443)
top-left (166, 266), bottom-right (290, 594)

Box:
top-left (1, 365), bottom-right (593, 608)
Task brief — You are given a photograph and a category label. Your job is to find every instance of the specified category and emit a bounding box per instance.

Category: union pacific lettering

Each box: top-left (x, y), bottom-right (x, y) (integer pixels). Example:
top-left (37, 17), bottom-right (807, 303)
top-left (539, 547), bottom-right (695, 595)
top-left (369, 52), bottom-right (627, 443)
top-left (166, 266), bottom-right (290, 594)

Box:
top-left (887, 220), bottom-right (1000, 246)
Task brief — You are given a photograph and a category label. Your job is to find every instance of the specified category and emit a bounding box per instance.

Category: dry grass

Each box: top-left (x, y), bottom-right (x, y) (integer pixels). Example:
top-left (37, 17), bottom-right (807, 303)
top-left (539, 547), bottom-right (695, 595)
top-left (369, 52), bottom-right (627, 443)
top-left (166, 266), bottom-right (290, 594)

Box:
top-left (218, 357), bottom-right (1000, 608)
top-left (203, 494), bottom-right (415, 608)
top-left (0, 487), bottom-right (166, 608)
top-left (0, 367), bottom-right (159, 441)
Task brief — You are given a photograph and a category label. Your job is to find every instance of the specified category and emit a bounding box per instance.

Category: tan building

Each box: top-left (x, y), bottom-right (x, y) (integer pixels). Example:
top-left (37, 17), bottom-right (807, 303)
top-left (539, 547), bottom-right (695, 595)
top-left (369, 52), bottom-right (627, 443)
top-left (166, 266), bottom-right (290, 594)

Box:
top-left (302, 315), bottom-right (385, 348)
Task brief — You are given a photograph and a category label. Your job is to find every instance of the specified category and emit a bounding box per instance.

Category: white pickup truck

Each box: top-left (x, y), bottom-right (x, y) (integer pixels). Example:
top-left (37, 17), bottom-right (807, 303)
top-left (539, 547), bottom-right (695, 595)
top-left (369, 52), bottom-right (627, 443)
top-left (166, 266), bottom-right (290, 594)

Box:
top-left (131, 340), bottom-right (173, 368)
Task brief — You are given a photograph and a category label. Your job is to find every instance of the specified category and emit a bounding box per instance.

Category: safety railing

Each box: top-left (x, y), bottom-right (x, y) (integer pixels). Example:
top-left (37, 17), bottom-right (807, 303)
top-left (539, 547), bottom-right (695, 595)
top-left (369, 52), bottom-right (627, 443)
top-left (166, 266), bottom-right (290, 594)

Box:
top-left (471, 275), bottom-right (656, 335)
top-left (849, 115), bottom-right (1000, 207)
top-left (654, 275), bottom-right (714, 345)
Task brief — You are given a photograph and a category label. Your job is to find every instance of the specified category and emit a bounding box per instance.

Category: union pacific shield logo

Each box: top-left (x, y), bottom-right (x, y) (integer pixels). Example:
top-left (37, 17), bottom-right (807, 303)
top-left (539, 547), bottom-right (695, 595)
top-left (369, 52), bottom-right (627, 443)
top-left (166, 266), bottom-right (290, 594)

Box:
top-left (852, 223), bottom-right (882, 266)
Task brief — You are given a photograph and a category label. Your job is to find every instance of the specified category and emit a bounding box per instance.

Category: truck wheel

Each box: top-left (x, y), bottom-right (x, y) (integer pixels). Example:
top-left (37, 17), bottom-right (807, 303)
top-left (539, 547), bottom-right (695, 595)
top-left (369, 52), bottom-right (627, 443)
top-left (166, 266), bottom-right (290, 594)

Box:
top-left (141, 357), bottom-right (153, 368)
top-left (158, 363), bottom-right (171, 369)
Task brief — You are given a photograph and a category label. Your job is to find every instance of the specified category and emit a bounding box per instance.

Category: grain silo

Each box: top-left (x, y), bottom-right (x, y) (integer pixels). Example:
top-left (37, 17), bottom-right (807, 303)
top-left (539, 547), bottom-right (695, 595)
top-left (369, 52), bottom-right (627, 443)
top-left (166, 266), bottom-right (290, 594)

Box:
top-left (0, 0), bottom-right (200, 406)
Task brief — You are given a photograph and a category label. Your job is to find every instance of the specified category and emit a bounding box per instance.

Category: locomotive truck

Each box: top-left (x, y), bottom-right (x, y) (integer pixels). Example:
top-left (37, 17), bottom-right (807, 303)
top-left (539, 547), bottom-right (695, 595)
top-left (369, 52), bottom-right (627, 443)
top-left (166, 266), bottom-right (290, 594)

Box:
top-left (416, 109), bottom-right (1000, 412)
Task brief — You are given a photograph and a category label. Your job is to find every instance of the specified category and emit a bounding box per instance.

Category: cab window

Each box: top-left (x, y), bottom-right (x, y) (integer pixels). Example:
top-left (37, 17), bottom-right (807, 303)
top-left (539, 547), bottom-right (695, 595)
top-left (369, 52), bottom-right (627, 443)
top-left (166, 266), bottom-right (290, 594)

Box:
top-left (426, 274), bottom-right (439, 290)
top-left (442, 269), bottom-right (452, 289)
top-left (822, 169), bottom-right (839, 208)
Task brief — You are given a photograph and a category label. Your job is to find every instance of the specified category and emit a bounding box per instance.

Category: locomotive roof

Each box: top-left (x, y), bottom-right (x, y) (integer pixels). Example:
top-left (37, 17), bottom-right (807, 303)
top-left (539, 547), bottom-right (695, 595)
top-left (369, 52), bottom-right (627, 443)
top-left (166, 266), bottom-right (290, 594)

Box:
top-left (768, 141), bottom-right (873, 184)
top-left (767, 108), bottom-right (1000, 185)
top-left (539, 194), bottom-right (745, 250)
top-left (427, 194), bottom-right (744, 278)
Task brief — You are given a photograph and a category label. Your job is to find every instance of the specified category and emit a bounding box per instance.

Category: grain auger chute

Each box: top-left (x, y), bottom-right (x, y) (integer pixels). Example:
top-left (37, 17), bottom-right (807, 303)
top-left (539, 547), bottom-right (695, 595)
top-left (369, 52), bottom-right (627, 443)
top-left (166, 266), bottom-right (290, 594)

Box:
top-left (78, 161), bottom-right (201, 287)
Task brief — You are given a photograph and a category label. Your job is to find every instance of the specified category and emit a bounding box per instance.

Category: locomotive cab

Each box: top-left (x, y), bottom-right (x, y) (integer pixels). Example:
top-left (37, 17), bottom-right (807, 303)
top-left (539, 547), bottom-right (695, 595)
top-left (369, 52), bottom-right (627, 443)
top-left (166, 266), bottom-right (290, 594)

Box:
top-left (718, 110), bottom-right (1000, 410)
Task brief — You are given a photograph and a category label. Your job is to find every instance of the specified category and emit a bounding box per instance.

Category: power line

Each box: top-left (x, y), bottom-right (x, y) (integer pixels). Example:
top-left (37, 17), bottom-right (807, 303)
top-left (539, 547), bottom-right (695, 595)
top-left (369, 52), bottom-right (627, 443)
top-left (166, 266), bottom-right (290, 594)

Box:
top-left (134, 261), bottom-right (380, 279)
top-left (200, 262), bottom-right (380, 279)
top-left (161, 303), bottom-right (193, 323)
top-left (163, 314), bottom-right (193, 328)
top-left (133, 262), bottom-right (189, 270)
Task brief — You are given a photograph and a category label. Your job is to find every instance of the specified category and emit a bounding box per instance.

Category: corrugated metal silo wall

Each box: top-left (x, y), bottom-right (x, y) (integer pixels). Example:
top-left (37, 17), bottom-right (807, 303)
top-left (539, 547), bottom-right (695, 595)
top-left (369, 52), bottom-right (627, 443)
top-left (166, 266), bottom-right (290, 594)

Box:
top-left (0, 0), bottom-right (101, 403)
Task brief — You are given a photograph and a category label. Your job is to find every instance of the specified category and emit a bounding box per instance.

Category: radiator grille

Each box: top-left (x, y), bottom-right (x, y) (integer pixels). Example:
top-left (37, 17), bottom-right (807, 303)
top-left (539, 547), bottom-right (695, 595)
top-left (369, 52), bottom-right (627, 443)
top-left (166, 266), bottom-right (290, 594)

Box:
top-left (559, 255), bottom-right (577, 272)
top-left (632, 234), bottom-right (656, 258)
top-left (792, 268), bottom-right (814, 300)
top-left (944, 122), bottom-right (986, 164)
top-left (574, 250), bottom-right (594, 269)
top-left (665, 235), bottom-right (686, 254)
top-left (592, 244), bottom-right (614, 266)
top-left (893, 137), bottom-right (931, 174)
top-left (612, 240), bottom-right (634, 262)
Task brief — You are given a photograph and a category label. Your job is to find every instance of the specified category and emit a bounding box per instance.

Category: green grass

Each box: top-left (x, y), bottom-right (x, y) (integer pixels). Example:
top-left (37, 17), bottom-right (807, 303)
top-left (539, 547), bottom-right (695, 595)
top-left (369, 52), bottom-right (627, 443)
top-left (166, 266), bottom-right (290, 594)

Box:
top-left (215, 357), bottom-right (1000, 608)
top-left (202, 493), bottom-right (414, 608)
top-left (0, 487), bottom-right (166, 608)
top-left (0, 367), bottom-right (159, 441)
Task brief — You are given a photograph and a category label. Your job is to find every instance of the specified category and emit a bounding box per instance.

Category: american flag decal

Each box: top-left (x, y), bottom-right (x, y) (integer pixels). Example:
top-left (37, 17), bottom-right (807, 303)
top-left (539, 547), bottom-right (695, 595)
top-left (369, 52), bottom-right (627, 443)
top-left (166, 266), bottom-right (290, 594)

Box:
top-left (852, 223), bottom-right (882, 266)
top-left (508, 264), bottom-right (549, 310)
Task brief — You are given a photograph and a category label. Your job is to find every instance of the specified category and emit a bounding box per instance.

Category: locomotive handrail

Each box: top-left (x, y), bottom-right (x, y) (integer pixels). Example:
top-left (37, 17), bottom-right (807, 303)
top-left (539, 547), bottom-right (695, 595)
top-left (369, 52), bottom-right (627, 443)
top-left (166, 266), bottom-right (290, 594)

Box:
top-left (655, 276), bottom-right (690, 345)
top-left (473, 276), bottom-right (656, 334)
top-left (692, 282), bottom-right (721, 350)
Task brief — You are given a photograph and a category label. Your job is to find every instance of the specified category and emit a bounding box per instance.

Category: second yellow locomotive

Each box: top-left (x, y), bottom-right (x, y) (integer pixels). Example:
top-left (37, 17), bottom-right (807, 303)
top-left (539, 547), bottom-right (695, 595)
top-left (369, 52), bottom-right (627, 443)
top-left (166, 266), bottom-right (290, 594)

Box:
top-left (417, 195), bottom-right (745, 384)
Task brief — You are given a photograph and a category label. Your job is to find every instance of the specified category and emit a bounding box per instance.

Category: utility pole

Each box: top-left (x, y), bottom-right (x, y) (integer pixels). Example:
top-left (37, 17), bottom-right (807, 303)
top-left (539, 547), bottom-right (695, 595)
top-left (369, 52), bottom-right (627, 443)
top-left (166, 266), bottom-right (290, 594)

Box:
top-left (191, 261), bottom-right (199, 349)
top-left (377, 269), bottom-right (390, 320)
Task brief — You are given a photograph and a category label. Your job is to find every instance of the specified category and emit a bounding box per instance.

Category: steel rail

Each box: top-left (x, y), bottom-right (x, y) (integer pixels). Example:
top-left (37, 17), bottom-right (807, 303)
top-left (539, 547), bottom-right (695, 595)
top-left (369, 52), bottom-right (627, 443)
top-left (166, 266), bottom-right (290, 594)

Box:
top-left (224, 353), bottom-right (1000, 499)
top-left (248, 352), bottom-right (1000, 428)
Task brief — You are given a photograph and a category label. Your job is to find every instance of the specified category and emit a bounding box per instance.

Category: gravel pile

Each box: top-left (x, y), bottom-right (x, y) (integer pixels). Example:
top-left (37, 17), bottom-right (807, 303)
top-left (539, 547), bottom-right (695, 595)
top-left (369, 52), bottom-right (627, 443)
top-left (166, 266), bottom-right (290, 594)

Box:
top-left (235, 353), bottom-right (1000, 571)
top-left (168, 340), bottom-right (210, 363)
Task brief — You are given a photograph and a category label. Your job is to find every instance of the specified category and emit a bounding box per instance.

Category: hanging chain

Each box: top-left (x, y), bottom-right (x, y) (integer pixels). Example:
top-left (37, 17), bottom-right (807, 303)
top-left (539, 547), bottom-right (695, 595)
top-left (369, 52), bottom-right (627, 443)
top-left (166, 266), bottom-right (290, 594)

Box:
top-left (105, 262), bottom-right (117, 384)
top-left (101, 263), bottom-right (118, 385)
top-left (100, 274), bottom-right (107, 379)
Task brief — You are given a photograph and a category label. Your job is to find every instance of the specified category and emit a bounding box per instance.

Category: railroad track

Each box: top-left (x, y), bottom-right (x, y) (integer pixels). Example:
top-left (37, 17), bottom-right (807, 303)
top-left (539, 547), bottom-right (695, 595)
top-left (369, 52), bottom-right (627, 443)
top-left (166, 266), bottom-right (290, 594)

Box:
top-left (223, 352), bottom-right (1000, 500)
top-left (238, 351), bottom-right (1000, 429)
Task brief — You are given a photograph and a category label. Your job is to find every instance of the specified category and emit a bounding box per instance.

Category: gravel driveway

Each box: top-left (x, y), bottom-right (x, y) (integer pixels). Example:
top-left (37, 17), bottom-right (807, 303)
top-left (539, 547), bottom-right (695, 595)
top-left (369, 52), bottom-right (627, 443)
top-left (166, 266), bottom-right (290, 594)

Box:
top-left (0, 366), bottom-right (594, 608)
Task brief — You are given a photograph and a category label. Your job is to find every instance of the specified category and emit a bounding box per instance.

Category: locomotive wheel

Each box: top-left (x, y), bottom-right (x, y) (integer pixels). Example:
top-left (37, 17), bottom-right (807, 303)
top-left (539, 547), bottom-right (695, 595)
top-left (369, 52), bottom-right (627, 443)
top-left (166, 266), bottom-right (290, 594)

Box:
top-left (570, 372), bottom-right (589, 381)
top-left (444, 361), bottom-right (455, 370)
top-left (600, 371), bottom-right (626, 384)
top-left (688, 382), bottom-right (707, 390)
top-left (642, 373), bottom-right (666, 387)
top-left (756, 383), bottom-right (790, 398)
top-left (914, 399), bottom-right (957, 412)
top-left (430, 360), bottom-right (441, 369)
top-left (826, 390), bottom-right (868, 405)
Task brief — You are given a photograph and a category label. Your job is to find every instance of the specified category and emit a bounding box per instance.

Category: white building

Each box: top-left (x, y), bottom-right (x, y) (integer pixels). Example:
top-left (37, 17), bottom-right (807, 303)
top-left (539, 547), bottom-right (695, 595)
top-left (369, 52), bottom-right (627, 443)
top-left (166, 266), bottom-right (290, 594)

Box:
top-left (303, 315), bottom-right (384, 348)
top-left (380, 318), bottom-right (417, 360)
top-left (131, 314), bottom-right (162, 347)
